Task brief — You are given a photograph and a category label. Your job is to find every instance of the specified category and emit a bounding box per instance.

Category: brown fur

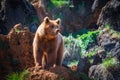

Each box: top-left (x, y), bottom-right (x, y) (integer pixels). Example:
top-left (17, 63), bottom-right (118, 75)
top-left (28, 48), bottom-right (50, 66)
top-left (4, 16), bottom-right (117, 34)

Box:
top-left (33, 17), bottom-right (64, 69)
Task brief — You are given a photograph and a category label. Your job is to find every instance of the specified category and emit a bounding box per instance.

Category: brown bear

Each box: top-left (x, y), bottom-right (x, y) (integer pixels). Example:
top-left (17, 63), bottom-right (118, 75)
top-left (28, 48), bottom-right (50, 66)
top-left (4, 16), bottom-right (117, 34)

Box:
top-left (33, 17), bottom-right (64, 69)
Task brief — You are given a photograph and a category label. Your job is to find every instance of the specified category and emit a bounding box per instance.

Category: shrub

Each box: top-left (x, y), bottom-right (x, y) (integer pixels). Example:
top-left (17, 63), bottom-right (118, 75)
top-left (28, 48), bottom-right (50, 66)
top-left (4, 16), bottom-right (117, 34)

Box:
top-left (63, 30), bottom-right (100, 66)
top-left (77, 30), bottom-right (100, 57)
top-left (102, 58), bottom-right (119, 69)
top-left (6, 70), bottom-right (29, 80)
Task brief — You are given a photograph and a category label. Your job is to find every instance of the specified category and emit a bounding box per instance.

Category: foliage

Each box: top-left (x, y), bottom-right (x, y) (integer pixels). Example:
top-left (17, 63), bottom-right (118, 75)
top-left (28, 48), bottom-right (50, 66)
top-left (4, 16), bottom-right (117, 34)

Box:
top-left (77, 30), bottom-right (100, 57)
top-left (6, 70), bottom-right (29, 80)
top-left (102, 58), bottom-right (119, 69)
top-left (63, 30), bottom-right (100, 66)
top-left (87, 46), bottom-right (103, 64)
top-left (50, 0), bottom-right (69, 7)
top-left (104, 24), bottom-right (120, 39)
top-left (63, 35), bottom-right (81, 66)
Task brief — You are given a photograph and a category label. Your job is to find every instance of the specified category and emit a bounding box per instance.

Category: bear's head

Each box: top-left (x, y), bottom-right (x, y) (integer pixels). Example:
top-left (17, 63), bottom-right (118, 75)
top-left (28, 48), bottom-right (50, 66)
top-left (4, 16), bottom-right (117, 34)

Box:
top-left (43, 17), bottom-right (61, 39)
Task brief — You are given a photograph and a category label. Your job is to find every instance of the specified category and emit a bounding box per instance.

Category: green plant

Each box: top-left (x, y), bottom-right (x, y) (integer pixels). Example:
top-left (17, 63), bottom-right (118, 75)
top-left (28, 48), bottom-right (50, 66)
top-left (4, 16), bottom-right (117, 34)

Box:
top-left (77, 30), bottom-right (100, 57)
top-left (102, 58), bottom-right (119, 68)
top-left (104, 24), bottom-right (120, 39)
top-left (6, 70), bottom-right (29, 80)
top-left (63, 35), bottom-right (81, 66)
top-left (50, 0), bottom-right (69, 7)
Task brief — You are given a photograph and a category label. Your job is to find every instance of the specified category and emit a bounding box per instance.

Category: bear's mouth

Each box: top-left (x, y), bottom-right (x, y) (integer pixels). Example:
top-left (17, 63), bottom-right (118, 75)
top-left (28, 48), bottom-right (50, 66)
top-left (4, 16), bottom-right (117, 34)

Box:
top-left (55, 29), bottom-right (60, 34)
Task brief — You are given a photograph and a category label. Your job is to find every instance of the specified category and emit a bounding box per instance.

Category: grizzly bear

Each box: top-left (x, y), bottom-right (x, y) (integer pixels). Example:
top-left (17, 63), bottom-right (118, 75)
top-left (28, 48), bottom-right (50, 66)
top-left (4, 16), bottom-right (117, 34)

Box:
top-left (33, 17), bottom-right (64, 69)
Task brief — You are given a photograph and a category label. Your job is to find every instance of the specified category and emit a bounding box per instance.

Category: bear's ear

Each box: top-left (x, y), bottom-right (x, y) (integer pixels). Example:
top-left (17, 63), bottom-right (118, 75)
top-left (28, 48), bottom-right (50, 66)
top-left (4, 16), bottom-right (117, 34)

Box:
top-left (44, 17), bottom-right (50, 23)
top-left (56, 18), bottom-right (61, 24)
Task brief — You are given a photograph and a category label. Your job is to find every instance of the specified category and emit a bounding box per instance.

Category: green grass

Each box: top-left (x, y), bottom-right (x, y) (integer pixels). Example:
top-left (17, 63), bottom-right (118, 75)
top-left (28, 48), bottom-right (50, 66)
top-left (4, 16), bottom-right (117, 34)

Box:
top-left (102, 58), bottom-right (119, 68)
top-left (6, 70), bottom-right (29, 80)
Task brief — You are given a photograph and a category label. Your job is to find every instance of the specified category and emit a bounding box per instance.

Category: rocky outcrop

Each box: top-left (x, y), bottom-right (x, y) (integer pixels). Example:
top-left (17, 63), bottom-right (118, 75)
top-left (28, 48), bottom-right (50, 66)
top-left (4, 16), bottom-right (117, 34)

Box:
top-left (0, 24), bottom-right (34, 79)
top-left (97, 0), bottom-right (120, 31)
top-left (0, 0), bottom-right (39, 34)
top-left (89, 63), bottom-right (120, 80)
top-left (27, 66), bottom-right (82, 80)
top-left (88, 0), bottom-right (120, 80)
top-left (27, 66), bottom-right (71, 80)
top-left (89, 64), bottom-right (114, 80)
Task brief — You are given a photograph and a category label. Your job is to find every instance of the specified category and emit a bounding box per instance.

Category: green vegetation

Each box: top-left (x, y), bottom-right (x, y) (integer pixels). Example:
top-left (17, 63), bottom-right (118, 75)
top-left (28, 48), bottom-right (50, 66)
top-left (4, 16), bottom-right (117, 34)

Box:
top-left (15, 29), bottom-right (21, 33)
top-left (64, 30), bottom-right (100, 66)
top-left (110, 30), bottom-right (120, 39)
top-left (50, 0), bottom-right (69, 7)
top-left (6, 70), bottom-right (29, 80)
top-left (77, 30), bottom-right (100, 57)
top-left (102, 58), bottom-right (119, 68)
top-left (87, 47), bottom-right (103, 64)
top-left (104, 24), bottom-right (120, 39)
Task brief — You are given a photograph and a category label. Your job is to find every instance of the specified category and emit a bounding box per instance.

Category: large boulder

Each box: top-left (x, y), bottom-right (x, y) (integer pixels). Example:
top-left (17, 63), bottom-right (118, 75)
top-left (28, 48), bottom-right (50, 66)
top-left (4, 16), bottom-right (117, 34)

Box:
top-left (89, 64), bottom-right (114, 80)
top-left (0, 0), bottom-right (39, 34)
top-left (89, 63), bottom-right (120, 80)
top-left (27, 66), bottom-right (82, 80)
top-left (0, 24), bottom-right (34, 79)
top-left (97, 0), bottom-right (120, 31)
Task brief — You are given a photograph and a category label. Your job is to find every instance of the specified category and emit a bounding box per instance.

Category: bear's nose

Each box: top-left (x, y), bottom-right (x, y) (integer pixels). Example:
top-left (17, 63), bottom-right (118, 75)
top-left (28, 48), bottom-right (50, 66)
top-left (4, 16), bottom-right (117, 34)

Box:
top-left (56, 29), bottom-right (60, 34)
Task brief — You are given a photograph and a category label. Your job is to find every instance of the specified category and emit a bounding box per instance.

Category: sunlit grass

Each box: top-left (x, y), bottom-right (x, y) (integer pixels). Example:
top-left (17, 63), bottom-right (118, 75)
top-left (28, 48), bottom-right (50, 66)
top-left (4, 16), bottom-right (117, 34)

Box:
top-left (6, 70), bottom-right (29, 80)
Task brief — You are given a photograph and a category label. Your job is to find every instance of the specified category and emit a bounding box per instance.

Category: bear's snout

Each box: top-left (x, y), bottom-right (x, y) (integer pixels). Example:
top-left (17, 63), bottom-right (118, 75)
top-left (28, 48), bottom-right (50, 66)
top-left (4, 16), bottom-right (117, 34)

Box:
top-left (56, 29), bottom-right (60, 34)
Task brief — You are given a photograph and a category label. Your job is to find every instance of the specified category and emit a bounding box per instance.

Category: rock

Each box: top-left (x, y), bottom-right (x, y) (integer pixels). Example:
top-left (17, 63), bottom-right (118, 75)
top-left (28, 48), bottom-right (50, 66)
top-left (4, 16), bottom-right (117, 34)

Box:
top-left (97, 0), bottom-right (120, 31)
top-left (91, 0), bottom-right (110, 12)
top-left (89, 64), bottom-right (120, 80)
top-left (97, 28), bottom-right (120, 59)
top-left (32, 0), bottom-right (48, 23)
top-left (0, 24), bottom-right (34, 79)
top-left (111, 46), bottom-right (120, 61)
top-left (27, 66), bottom-right (82, 80)
top-left (77, 57), bottom-right (90, 74)
top-left (89, 64), bottom-right (114, 80)
top-left (0, 0), bottom-right (39, 34)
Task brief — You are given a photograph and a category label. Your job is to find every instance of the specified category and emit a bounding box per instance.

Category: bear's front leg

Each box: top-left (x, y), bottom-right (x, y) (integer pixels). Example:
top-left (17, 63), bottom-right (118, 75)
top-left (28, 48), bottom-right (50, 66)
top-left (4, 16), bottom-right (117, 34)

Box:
top-left (42, 51), bottom-right (48, 69)
top-left (33, 35), bottom-right (42, 67)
